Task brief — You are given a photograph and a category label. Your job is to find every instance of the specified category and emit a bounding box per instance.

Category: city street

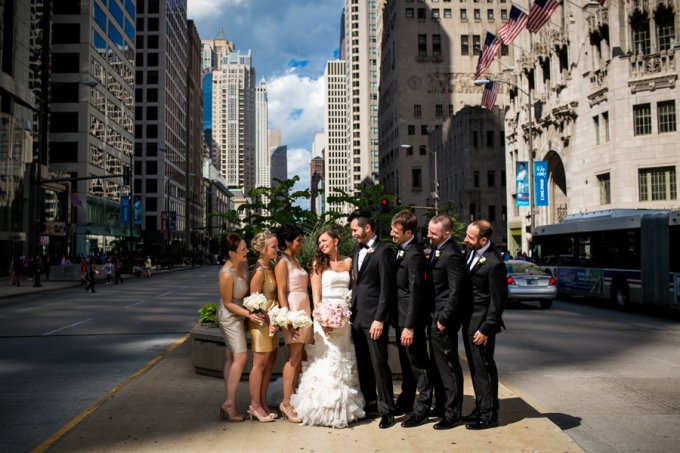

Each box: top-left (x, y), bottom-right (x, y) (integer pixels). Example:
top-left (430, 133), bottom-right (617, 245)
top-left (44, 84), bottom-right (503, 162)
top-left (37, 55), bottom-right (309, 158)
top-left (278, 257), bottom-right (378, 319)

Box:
top-left (0, 267), bottom-right (219, 453)
top-left (498, 300), bottom-right (680, 452)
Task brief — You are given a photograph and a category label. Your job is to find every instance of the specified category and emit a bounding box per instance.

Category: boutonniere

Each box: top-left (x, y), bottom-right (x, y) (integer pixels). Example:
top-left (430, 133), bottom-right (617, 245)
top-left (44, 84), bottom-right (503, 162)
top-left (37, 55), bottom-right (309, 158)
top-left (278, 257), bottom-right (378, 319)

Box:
top-left (397, 250), bottom-right (405, 260)
top-left (479, 257), bottom-right (487, 265)
top-left (366, 247), bottom-right (375, 254)
top-left (435, 250), bottom-right (441, 259)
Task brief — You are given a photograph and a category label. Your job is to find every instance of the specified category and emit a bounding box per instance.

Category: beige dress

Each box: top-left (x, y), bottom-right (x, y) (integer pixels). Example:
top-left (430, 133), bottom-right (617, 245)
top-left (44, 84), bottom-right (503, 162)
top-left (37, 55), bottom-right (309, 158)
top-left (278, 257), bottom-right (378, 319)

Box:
top-left (217, 265), bottom-right (249, 354)
top-left (248, 265), bottom-right (278, 353)
top-left (281, 255), bottom-right (313, 345)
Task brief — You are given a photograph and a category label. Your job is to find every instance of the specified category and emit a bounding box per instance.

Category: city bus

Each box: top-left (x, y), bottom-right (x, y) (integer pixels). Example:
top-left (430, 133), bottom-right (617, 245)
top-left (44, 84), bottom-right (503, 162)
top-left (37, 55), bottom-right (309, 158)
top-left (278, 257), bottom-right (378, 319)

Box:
top-left (531, 210), bottom-right (680, 310)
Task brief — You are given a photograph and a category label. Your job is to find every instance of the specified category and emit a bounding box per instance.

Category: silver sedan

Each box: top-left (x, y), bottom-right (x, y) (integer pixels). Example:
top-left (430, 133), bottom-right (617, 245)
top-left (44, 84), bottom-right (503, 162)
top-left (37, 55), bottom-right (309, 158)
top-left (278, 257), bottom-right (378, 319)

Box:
top-left (505, 260), bottom-right (557, 309)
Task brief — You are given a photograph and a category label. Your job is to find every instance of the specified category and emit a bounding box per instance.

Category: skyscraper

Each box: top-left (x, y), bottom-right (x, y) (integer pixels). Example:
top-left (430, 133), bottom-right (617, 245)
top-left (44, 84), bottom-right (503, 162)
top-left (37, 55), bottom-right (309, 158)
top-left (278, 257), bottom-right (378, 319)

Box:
top-left (255, 78), bottom-right (270, 190)
top-left (323, 60), bottom-right (350, 214)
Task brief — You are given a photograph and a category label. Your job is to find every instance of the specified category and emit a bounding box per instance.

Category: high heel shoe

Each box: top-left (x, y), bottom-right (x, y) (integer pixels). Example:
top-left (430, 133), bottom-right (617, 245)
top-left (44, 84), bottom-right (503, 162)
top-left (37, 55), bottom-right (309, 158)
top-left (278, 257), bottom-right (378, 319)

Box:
top-left (219, 402), bottom-right (244, 422)
top-left (247, 405), bottom-right (275, 422)
top-left (279, 402), bottom-right (302, 423)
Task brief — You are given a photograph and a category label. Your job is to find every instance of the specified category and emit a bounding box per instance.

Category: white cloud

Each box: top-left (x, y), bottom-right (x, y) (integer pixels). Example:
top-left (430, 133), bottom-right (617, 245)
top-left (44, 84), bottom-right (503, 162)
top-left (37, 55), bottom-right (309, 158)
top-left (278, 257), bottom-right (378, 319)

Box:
top-left (187, 0), bottom-right (247, 20)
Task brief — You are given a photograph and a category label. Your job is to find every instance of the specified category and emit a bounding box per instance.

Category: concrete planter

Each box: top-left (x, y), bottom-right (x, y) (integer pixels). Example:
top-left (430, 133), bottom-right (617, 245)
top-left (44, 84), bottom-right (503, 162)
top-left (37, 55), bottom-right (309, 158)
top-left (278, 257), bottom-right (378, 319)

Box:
top-left (190, 323), bottom-right (404, 378)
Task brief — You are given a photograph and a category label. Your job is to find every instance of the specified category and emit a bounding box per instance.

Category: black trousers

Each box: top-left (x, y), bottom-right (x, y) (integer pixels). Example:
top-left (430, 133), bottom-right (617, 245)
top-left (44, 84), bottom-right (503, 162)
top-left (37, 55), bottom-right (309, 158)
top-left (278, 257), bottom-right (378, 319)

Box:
top-left (429, 321), bottom-right (464, 419)
top-left (352, 324), bottom-right (395, 416)
top-left (463, 332), bottom-right (498, 414)
top-left (396, 326), bottom-right (432, 415)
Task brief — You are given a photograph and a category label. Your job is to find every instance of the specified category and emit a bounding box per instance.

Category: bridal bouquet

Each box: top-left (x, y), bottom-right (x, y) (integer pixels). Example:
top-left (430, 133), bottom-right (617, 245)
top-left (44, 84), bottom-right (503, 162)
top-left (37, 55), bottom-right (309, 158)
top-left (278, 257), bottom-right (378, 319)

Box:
top-left (243, 292), bottom-right (268, 313)
top-left (288, 310), bottom-right (313, 330)
top-left (313, 300), bottom-right (352, 329)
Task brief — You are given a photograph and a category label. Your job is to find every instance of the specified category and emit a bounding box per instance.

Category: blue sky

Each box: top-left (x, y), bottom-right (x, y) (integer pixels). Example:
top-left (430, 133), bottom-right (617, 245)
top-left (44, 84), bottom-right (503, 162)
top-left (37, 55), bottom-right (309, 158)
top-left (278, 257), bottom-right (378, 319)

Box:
top-left (188, 0), bottom-right (345, 198)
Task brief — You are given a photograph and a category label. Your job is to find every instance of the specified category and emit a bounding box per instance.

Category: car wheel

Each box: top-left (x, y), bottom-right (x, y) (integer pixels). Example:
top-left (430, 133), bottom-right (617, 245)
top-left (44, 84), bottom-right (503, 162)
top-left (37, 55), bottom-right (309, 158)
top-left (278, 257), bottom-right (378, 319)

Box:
top-left (540, 300), bottom-right (553, 309)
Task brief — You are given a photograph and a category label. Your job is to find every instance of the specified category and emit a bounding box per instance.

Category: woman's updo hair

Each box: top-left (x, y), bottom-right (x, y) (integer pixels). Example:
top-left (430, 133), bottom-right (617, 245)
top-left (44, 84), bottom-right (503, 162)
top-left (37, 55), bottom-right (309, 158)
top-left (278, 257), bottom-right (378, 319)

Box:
top-left (224, 233), bottom-right (243, 257)
top-left (310, 229), bottom-right (340, 275)
top-left (276, 224), bottom-right (304, 251)
top-left (251, 230), bottom-right (276, 254)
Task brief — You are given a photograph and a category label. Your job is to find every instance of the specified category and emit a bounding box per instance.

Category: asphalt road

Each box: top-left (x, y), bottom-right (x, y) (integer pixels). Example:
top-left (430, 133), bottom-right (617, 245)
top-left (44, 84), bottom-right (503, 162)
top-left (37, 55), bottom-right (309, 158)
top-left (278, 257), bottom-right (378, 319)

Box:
top-left (0, 267), bottom-right (219, 453)
top-left (497, 299), bottom-right (680, 453)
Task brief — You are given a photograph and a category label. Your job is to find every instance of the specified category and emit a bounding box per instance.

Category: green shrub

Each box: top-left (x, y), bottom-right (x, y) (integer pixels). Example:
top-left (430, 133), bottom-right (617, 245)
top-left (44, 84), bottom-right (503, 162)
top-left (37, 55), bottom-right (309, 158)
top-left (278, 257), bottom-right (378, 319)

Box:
top-left (198, 303), bottom-right (218, 326)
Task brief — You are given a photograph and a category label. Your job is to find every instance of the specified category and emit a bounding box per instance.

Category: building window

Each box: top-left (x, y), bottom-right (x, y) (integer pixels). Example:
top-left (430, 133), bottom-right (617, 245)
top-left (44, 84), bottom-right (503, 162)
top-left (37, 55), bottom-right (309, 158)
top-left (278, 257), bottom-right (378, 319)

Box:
top-left (432, 8), bottom-right (440, 19)
top-left (594, 115), bottom-right (600, 145)
top-left (421, 125), bottom-right (428, 135)
top-left (461, 35), bottom-right (469, 55)
top-left (602, 112), bottom-right (610, 142)
top-left (408, 125), bottom-right (416, 135)
top-left (470, 203), bottom-right (477, 221)
top-left (417, 8), bottom-right (426, 19)
top-left (406, 146), bottom-right (414, 156)
top-left (419, 146), bottom-right (427, 155)
top-left (473, 130), bottom-right (479, 148)
top-left (444, 8), bottom-right (452, 18)
top-left (474, 9), bottom-right (481, 20)
top-left (631, 12), bottom-right (651, 55)
top-left (656, 7), bottom-right (675, 52)
top-left (460, 8), bottom-right (467, 20)
top-left (639, 167), bottom-right (677, 201)
top-left (412, 168), bottom-right (422, 190)
top-left (597, 173), bottom-right (611, 205)
top-left (486, 130), bottom-right (494, 147)
top-left (501, 44), bottom-right (509, 56)
top-left (414, 104), bottom-right (422, 118)
top-left (487, 9), bottom-right (494, 20)
top-left (418, 34), bottom-right (427, 56)
top-left (501, 8), bottom-right (508, 20)
top-left (435, 104), bottom-right (443, 117)
top-left (658, 100), bottom-right (677, 133)
top-left (405, 8), bottom-right (414, 18)
top-left (432, 34), bottom-right (442, 56)
top-left (473, 35), bottom-right (481, 55)
top-left (474, 170), bottom-right (479, 188)
top-left (488, 205), bottom-right (496, 222)
top-left (633, 104), bottom-right (652, 135)
top-left (488, 170), bottom-right (495, 187)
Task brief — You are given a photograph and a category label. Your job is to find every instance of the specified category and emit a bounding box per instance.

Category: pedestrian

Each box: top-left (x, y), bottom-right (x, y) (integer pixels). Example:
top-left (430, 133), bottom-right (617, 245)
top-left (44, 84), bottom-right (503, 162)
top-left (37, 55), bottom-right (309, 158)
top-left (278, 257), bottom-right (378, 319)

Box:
top-left (144, 256), bottom-right (152, 278)
top-left (114, 257), bottom-right (124, 284)
top-left (390, 210), bottom-right (433, 428)
top-left (425, 214), bottom-right (469, 430)
top-left (8, 257), bottom-right (15, 285)
top-left (462, 219), bottom-right (507, 430)
top-left (42, 255), bottom-right (51, 281)
top-left (31, 256), bottom-right (43, 287)
top-left (80, 258), bottom-right (88, 287)
top-left (85, 257), bottom-right (97, 293)
top-left (104, 258), bottom-right (114, 285)
top-left (24, 255), bottom-right (32, 281)
top-left (13, 256), bottom-right (23, 287)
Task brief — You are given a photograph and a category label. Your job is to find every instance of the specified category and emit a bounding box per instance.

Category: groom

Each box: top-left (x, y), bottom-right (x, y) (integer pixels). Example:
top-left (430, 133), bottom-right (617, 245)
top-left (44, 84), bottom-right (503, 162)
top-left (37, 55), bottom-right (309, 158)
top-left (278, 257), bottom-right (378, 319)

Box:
top-left (348, 208), bottom-right (397, 429)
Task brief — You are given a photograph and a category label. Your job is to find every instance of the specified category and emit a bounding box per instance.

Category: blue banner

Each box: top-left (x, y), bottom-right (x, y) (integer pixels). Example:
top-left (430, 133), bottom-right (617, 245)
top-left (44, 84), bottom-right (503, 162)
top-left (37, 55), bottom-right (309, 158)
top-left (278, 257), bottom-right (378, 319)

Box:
top-left (534, 161), bottom-right (549, 206)
top-left (169, 211), bottom-right (177, 232)
top-left (516, 161), bottom-right (529, 206)
top-left (133, 195), bottom-right (143, 225)
top-left (120, 195), bottom-right (130, 225)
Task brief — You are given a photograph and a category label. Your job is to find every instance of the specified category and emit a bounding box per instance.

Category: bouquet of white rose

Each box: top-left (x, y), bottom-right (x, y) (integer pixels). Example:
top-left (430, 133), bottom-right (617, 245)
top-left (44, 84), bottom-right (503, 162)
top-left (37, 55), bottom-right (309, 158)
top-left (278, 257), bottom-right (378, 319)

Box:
top-left (288, 309), bottom-right (313, 330)
top-left (267, 306), bottom-right (290, 336)
top-left (243, 292), bottom-right (268, 313)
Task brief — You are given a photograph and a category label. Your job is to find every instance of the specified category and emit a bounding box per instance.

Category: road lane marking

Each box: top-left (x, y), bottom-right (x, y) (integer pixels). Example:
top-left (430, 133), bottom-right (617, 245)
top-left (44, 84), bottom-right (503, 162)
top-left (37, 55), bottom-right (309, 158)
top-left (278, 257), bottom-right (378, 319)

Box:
top-left (42, 319), bottom-right (92, 336)
top-left (125, 300), bottom-right (146, 308)
top-left (31, 333), bottom-right (190, 453)
top-left (158, 291), bottom-right (173, 297)
top-left (17, 303), bottom-right (55, 313)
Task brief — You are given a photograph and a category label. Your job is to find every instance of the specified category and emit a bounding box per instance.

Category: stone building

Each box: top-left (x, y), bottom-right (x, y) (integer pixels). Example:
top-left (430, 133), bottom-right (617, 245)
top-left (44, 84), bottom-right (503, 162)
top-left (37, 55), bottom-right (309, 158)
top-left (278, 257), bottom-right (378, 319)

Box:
top-left (504, 1), bottom-right (680, 254)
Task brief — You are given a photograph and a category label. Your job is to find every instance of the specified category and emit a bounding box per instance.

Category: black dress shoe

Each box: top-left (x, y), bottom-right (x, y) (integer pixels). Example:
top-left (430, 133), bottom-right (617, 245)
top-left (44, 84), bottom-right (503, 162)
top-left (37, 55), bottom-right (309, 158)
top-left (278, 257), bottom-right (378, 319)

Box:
top-left (401, 412), bottom-right (427, 428)
top-left (379, 414), bottom-right (395, 429)
top-left (433, 416), bottom-right (461, 430)
top-left (462, 407), bottom-right (482, 422)
top-left (427, 405), bottom-right (445, 418)
top-left (363, 403), bottom-right (378, 417)
top-left (465, 413), bottom-right (498, 430)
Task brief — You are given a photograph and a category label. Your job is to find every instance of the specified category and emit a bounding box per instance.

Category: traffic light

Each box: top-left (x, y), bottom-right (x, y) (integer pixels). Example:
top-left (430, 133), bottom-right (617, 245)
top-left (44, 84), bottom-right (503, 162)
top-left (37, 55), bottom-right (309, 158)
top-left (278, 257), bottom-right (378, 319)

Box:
top-left (380, 198), bottom-right (388, 213)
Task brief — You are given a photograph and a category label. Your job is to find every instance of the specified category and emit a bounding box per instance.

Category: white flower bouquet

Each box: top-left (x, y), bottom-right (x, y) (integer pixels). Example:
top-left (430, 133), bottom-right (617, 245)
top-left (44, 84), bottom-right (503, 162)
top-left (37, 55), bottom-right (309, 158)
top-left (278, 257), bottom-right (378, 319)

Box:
top-left (288, 309), bottom-right (313, 330)
top-left (243, 292), bottom-right (268, 313)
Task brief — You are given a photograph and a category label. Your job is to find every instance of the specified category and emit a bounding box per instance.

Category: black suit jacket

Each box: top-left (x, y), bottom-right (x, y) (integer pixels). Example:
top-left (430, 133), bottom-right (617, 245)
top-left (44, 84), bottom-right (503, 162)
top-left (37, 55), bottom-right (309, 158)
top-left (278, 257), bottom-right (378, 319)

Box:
top-left (395, 241), bottom-right (427, 329)
top-left (425, 239), bottom-right (468, 328)
top-left (466, 245), bottom-right (507, 336)
top-left (351, 239), bottom-right (396, 329)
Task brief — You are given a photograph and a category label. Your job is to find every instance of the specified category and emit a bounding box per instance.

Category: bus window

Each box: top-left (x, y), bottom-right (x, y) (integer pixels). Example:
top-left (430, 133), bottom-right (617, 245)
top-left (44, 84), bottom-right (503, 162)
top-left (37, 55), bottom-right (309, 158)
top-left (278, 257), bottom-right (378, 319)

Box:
top-left (671, 225), bottom-right (680, 272)
top-left (576, 235), bottom-right (592, 267)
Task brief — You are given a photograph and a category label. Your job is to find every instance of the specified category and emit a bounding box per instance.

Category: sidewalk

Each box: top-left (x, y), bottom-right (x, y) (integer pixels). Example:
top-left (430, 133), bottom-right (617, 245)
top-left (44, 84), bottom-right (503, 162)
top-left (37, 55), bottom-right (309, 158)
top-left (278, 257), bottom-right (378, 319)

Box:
top-left (40, 339), bottom-right (584, 453)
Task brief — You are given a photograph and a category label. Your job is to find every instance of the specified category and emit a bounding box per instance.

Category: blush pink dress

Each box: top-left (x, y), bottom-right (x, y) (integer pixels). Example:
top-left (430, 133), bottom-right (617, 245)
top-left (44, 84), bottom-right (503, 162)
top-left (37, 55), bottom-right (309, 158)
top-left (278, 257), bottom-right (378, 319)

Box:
top-left (281, 255), bottom-right (313, 345)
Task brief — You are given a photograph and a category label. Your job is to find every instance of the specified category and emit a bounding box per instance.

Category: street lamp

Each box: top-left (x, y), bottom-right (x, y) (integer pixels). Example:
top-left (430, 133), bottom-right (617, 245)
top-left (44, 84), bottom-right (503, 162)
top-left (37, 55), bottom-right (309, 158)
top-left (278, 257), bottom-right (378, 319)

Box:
top-left (400, 144), bottom-right (439, 214)
top-left (474, 78), bottom-right (535, 247)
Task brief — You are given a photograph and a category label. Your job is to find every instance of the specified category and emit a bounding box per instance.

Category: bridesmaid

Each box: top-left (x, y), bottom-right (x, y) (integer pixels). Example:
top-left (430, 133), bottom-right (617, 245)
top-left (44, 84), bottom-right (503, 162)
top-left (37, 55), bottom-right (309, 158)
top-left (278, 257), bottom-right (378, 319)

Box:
top-left (217, 233), bottom-right (266, 422)
top-left (274, 224), bottom-right (312, 423)
top-left (247, 230), bottom-right (279, 422)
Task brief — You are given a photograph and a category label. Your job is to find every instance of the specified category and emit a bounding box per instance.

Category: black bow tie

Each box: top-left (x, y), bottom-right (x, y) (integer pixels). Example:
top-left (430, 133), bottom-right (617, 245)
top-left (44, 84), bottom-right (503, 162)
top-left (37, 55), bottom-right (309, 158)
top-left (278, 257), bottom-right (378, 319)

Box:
top-left (360, 243), bottom-right (370, 249)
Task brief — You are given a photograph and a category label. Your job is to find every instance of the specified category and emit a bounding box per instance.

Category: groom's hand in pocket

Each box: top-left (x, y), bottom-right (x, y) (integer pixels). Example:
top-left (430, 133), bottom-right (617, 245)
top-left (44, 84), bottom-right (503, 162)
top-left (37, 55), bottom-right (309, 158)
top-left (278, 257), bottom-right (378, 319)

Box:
top-left (370, 320), bottom-right (384, 340)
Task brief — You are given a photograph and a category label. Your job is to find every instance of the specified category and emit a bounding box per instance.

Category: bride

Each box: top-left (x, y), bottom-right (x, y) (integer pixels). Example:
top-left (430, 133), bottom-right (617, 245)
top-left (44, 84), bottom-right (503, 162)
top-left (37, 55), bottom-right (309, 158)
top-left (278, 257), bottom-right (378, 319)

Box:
top-left (291, 229), bottom-right (365, 428)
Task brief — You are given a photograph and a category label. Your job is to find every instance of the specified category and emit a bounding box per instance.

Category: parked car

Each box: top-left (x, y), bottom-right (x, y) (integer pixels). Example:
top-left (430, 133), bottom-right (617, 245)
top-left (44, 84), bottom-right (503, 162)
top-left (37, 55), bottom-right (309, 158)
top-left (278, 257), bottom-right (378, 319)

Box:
top-left (505, 260), bottom-right (557, 309)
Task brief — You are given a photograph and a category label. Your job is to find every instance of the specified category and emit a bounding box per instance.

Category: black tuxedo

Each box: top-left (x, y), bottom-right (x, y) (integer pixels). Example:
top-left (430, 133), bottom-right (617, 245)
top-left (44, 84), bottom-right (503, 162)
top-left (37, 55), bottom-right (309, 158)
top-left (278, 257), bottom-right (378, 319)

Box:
top-left (394, 241), bottom-right (432, 415)
top-left (425, 238), bottom-right (469, 420)
top-left (351, 238), bottom-right (396, 416)
top-left (463, 245), bottom-right (507, 416)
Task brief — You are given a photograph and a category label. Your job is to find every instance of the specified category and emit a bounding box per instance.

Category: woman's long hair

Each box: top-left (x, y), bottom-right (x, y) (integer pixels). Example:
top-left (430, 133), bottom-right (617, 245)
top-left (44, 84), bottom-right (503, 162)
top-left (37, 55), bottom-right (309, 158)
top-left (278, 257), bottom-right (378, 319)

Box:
top-left (309, 229), bottom-right (341, 275)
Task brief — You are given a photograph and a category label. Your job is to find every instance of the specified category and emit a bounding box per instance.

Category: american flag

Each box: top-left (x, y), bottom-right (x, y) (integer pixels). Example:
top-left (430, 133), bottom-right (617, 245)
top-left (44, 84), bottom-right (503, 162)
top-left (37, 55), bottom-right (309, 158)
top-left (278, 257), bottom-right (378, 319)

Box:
top-left (481, 81), bottom-right (499, 110)
top-left (474, 32), bottom-right (502, 79)
top-left (527, 0), bottom-right (560, 33)
top-left (498, 6), bottom-right (529, 45)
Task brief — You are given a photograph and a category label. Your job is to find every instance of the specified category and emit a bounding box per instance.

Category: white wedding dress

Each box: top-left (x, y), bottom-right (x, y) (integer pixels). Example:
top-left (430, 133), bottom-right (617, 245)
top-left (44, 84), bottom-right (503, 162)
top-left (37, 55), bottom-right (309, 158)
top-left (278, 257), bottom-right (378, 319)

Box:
top-left (291, 270), bottom-right (365, 428)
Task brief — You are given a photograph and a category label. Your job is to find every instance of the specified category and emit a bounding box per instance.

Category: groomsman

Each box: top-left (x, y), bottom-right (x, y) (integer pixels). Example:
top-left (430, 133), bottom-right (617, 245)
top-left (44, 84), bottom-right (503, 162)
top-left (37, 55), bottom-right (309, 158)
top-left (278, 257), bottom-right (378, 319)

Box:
top-left (462, 219), bottom-right (507, 430)
top-left (389, 211), bottom-right (432, 428)
top-left (348, 208), bottom-right (397, 429)
top-left (425, 214), bottom-right (469, 430)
